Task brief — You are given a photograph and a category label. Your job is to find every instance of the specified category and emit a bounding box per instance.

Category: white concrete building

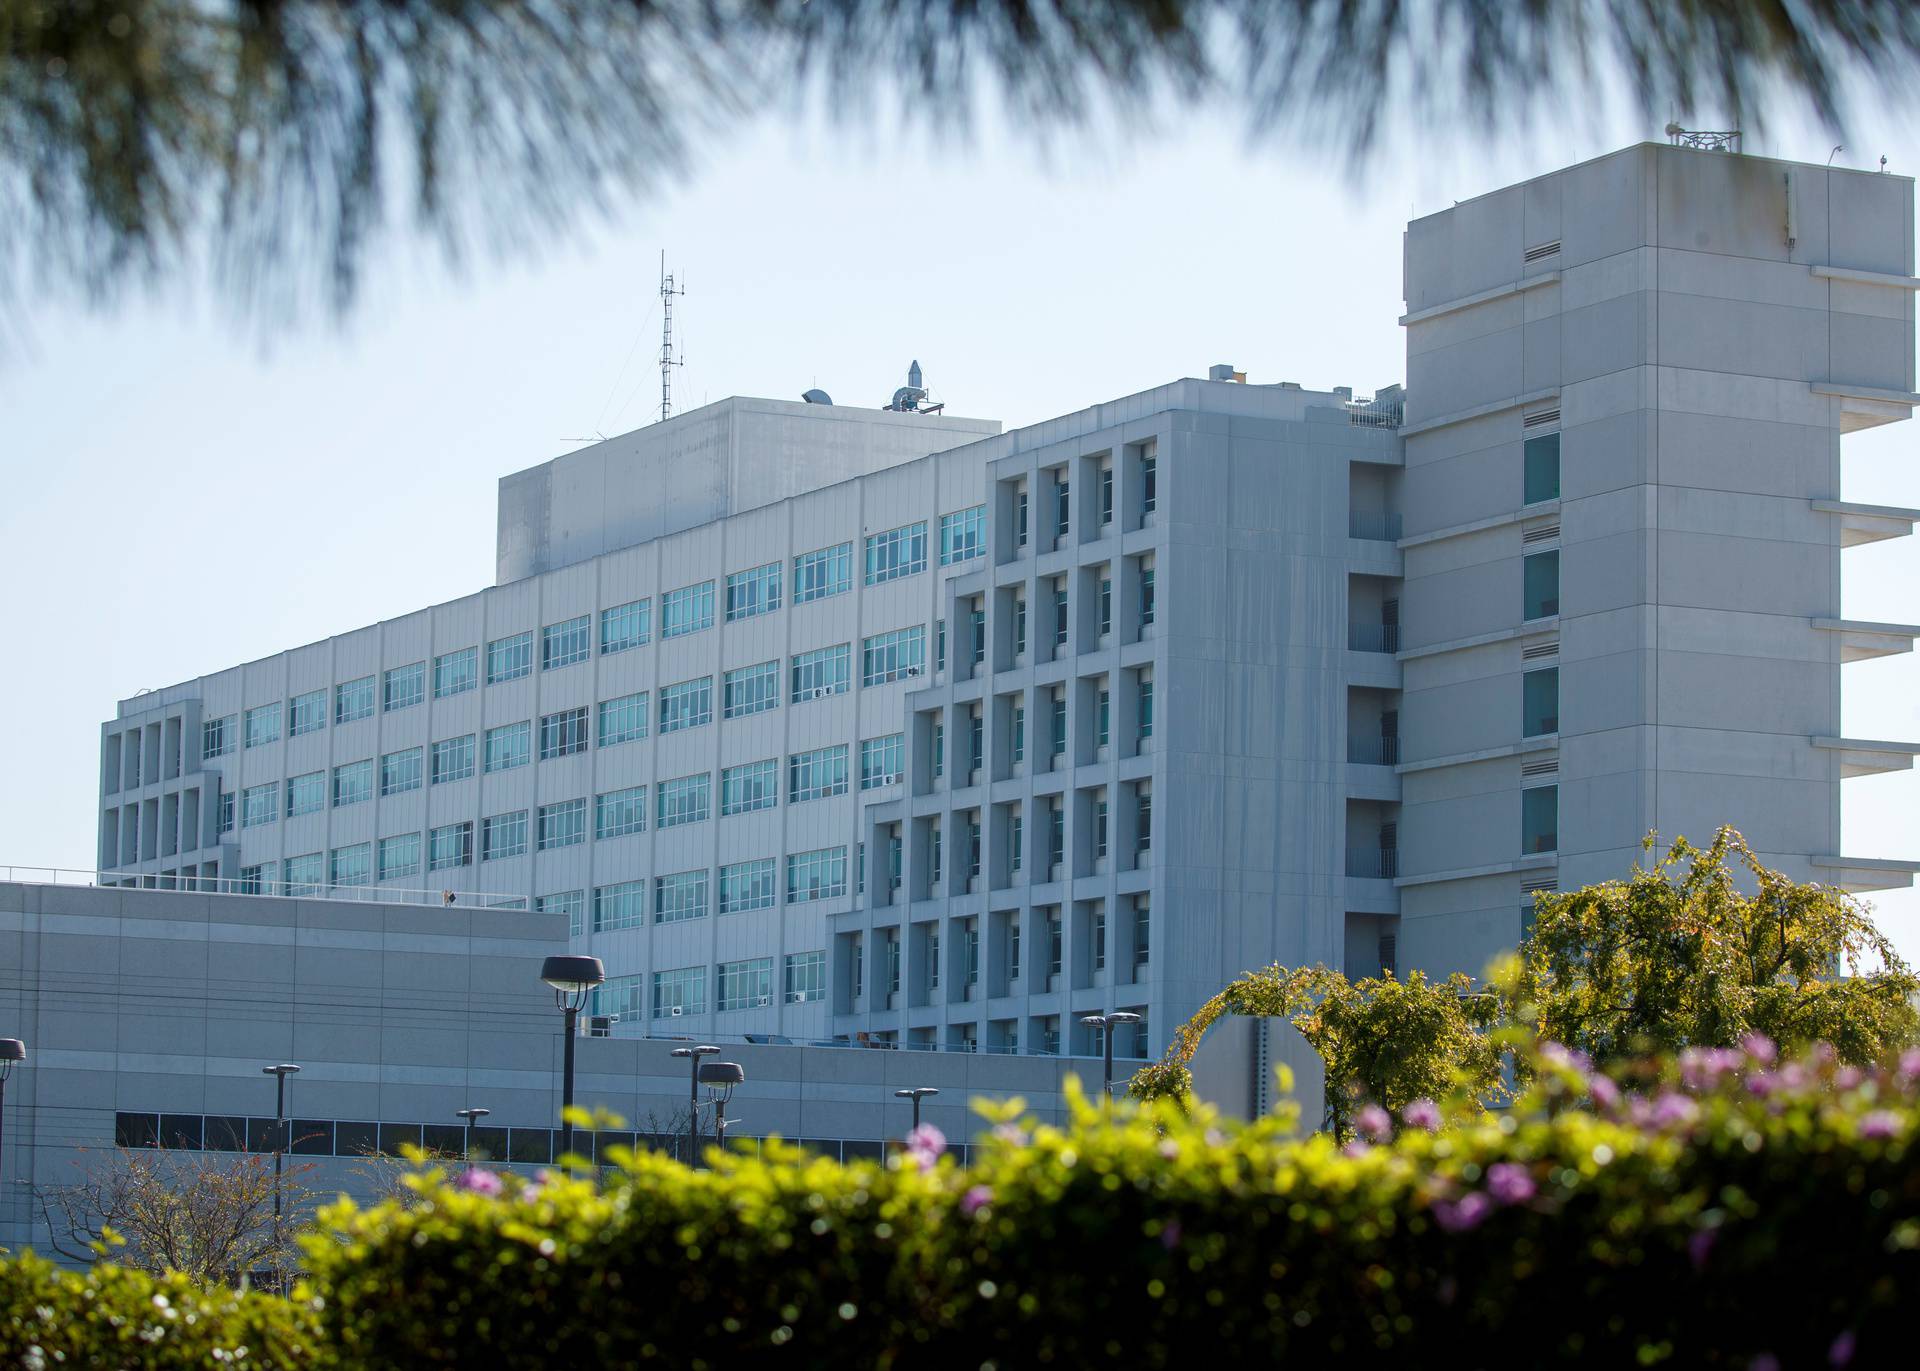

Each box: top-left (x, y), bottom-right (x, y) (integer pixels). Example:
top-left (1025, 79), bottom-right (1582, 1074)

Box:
top-left (88, 141), bottom-right (1920, 1077)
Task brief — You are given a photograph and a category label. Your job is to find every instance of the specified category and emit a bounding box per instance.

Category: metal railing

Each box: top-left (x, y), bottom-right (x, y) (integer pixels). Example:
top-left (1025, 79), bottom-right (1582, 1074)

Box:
top-left (0, 865), bottom-right (529, 910)
top-left (1347, 623), bottom-right (1401, 653)
top-left (1348, 511), bottom-right (1404, 541)
top-left (1345, 849), bottom-right (1400, 879)
top-left (1347, 737), bottom-right (1401, 766)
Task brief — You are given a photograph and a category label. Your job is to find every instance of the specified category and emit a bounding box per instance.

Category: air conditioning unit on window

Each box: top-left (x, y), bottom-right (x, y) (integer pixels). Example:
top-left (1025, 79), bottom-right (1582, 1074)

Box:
top-left (669, 1005), bottom-right (683, 1017)
top-left (756, 995), bottom-right (771, 1007)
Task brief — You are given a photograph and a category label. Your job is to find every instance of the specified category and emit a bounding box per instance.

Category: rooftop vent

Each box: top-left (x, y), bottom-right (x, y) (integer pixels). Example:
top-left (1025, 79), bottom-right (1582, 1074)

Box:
top-left (884, 360), bottom-right (943, 414)
top-left (1208, 364), bottom-right (1248, 383)
top-left (801, 388), bottom-right (833, 405)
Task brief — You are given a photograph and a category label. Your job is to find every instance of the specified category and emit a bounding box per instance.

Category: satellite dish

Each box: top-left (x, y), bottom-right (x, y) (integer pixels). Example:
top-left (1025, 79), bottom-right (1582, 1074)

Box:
top-left (802, 389), bottom-right (833, 405)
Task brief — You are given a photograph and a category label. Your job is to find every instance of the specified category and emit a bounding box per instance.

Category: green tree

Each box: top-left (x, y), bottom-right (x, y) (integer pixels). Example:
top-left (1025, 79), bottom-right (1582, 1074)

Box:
top-left (1130, 964), bottom-right (1506, 1136)
top-left (1502, 826), bottom-right (1920, 1065)
top-left (6, 1), bottom-right (1919, 324)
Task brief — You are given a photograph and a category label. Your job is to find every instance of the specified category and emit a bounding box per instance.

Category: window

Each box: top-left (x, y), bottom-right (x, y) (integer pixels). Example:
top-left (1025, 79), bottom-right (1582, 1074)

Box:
top-left (202, 715), bottom-right (234, 760)
top-left (1134, 900), bottom-right (1150, 966)
top-left (1524, 432), bottom-right (1561, 504)
top-left (718, 957), bottom-right (773, 1011)
top-left (289, 690), bottom-right (326, 737)
top-left (652, 966), bottom-right (706, 1019)
top-left (720, 759), bottom-right (778, 815)
top-left (285, 771), bottom-right (325, 818)
top-left (487, 632), bottom-right (533, 684)
top-left (1010, 812), bottom-right (1024, 873)
top-left (1009, 916), bottom-right (1022, 978)
top-left (236, 861), bottom-right (262, 893)
top-left (242, 783), bottom-right (277, 829)
top-left (1050, 692), bottom-right (1067, 757)
top-left (600, 599), bottom-right (650, 654)
top-left (654, 677), bottom-right (711, 733)
top-left (598, 692), bottom-right (649, 746)
top-left (1098, 577), bottom-right (1112, 637)
top-left (863, 521), bottom-right (927, 585)
top-left (594, 786), bottom-right (646, 839)
top-left (484, 721), bottom-right (531, 773)
top-left (1141, 566), bottom-right (1156, 627)
top-left (1522, 784), bottom-right (1559, 854)
top-left (218, 791), bottom-right (235, 834)
top-left (932, 721), bottom-right (944, 778)
top-left (930, 822), bottom-right (944, 887)
top-left (1047, 803), bottom-right (1065, 868)
top-left (861, 626), bottom-right (926, 686)
top-left (283, 852), bottom-right (324, 897)
top-left (1012, 704), bottom-right (1025, 763)
top-left (927, 928), bottom-right (941, 989)
top-left (719, 858), bottom-right (777, 913)
top-left (594, 880), bottom-right (646, 933)
top-left (1095, 798), bottom-right (1110, 859)
top-left (1138, 788), bottom-right (1153, 853)
top-left (1047, 911), bottom-right (1063, 975)
top-left (433, 647), bottom-right (478, 698)
top-left (1053, 476), bottom-right (1070, 537)
top-left (537, 890), bottom-right (586, 938)
top-left (656, 773), bottom-right (711, 828)
top-left (886, 932), bottom-right (902, 994)
top-left (383, 662), bottom-right (425, 712)
top-left (1014, 596), bottom-right (1028, 656)
top-left (968, 711), bottom-right (984, 774)
top-left (377, 833), bottom-right (421, 882)
top-left (542, 615), bottom-right (592, 670)
top-left (661, 581), bottom-right (715, 638)
top-left (723, 662), bottom-right (778, 718)
top-left (429, 822), bottom-right (472, 871)
top-left (332, 760), bottom-right (373, 807)
top-left (1523, 667), bottom-right (1560, 737)
top-left (655, 870), bottom-right (710, 924)
top-left (1523, 550), bottom-right (1560, 620)
top-left (785, 950), bottom-right (827, 1004)
top-left (1093, 911), bottom-right (1107, 970)
top-left (335, 677), bottom-right (374, 724)
top-left (1096, 689), bottom-right (1111, 748)
top-left (538, 707), bottom-right (589, 760)
top-left (481, 811), bottom-right (529, 861)
top-left (939, 506), bottom-right (987, 564)
top-left (935, 620), bottom-right (946, 673)
top-left (1139, 678), bottom-right (1154, 740)
top-left (1142, 454), bottom-right (1157, 514)
top-left (244, 703), bottom-right (281, 749)
top-left (725, 562), bottom-right (781, 620)
top-left (538, 798), bottom-right (587, 850)
top-left (966, 817), bottom-right (982, 878)
top-left (330, 842), bottom-right (372, 887)
top-left (790, 644), bottom-right (851, 701)
top-left (969, 607), bottom-right (986, 666)
top-left (788, 745), bottom-right (849, 803)
top-left (431, 735), bottom-right (476, 784)
top-left (787, 847), bottom-right (848, 902)
top-left (380, 747), bottom-right (423, 796)
top-left (860, 734), bottom-right (904, 789)
top-left (793, 542), bottom-right (853, 602)
top-left (1099, 465), bottom-right (1114, 525)
top-left (1015, 489), bottom-right (1030, 547)
top-left (1053, 584), bottom-right (1069, 648)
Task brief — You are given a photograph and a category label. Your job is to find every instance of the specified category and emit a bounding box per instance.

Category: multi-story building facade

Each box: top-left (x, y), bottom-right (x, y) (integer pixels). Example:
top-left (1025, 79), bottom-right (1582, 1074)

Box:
top-left (92, 142), bottom-right (1919, 1069)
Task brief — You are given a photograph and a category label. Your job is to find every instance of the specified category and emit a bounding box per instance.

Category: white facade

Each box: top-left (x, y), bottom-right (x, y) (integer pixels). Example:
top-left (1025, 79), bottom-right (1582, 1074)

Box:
top-left (94, 143), bottom-right (1920, 1070)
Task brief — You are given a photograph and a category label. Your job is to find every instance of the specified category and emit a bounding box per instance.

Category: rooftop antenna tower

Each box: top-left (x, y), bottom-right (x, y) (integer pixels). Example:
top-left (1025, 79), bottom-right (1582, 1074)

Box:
top-left (659, 251), bottom-right (686, 421)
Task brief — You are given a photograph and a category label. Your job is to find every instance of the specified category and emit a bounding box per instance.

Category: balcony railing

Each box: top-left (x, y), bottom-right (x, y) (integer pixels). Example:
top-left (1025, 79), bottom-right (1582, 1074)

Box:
top-left (6, 865), bottom-right (528, 909)
top-left (1349, 511), bottom-right (1405, 541)
top-left (1348, 623), bottom-right (1401, 653)
top-left (1345, 849), bottom-right (1400, 879)
top-left (1347, 737), bottom-right (1401, 766)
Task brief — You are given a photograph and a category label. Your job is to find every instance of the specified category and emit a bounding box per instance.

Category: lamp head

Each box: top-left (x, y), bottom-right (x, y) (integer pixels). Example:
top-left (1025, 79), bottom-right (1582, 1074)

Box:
top-left (457, 1107), bottom-right (490, 1122)
top-left (541, 955), bottom-right (605, 1009)
top-left (1109, 1011), bottom-right (1143, 1026)
top-left (0, 1039), bottom-right (24, 1082)
top-left (894, 1086), bottom-right (939, 1101)
top-left (262, 1063), bottom-right (301, 1077)
top-left (699, 1061), bottom-right (746, 1103)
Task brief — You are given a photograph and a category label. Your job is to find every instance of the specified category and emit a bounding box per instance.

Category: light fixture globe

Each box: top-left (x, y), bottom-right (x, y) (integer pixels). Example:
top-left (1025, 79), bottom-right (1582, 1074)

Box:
top-left (699, 1060), bottom-right (746, 1102)
top-left (540, 954), bottom-right (606, 995)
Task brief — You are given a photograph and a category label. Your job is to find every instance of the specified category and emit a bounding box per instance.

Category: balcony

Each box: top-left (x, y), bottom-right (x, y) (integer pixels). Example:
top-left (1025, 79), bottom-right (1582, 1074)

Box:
top-left (1348, 623), bottom-right (1401, 653)
top-left (1347, 737), bottom-right (1401, 766)
top-left (1345, 849), bottom-right (1400, 879)
top-left (1349, 511), bottom-right (1404, 541)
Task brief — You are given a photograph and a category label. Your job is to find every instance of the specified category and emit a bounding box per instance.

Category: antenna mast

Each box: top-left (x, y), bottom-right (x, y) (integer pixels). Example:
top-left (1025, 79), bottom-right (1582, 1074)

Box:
top-left (659, 250), bottom-right (686, 421)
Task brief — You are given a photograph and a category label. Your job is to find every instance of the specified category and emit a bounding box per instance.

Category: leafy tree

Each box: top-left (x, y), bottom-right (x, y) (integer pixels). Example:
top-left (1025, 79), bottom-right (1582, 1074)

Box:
top-left (1502, 826), bottom-right (1920, 1065)
top-left (1130, 963), bottom-right (1506, 1136)
top-left (6, 1), bottom-right (1919, 324)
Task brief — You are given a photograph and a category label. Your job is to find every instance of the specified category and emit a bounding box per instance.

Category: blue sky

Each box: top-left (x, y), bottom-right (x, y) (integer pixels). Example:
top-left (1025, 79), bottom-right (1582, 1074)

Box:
top-left (4, 92), bottom-right (1916, 961)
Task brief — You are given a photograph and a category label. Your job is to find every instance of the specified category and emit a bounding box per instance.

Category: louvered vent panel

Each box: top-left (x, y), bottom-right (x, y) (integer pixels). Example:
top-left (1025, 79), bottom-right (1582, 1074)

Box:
top-left (1522, 522), bottom-right (1561, 545)
top-left (1523, 407), bottom-right (1561, 428)
top-left (1524, 240), bottom-right (1562, 263)
top-left (1521, 638), bottom-right (1560, 661)
top-left (1521, 758), bottom-right (1560, 779)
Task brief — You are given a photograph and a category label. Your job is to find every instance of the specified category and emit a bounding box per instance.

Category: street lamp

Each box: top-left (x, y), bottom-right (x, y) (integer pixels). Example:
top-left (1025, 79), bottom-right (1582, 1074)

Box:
top-left (894, 1086), bottom-right (939, 1133)
top-left (455, 1107), bottom-right (491, 1161)
top-left (539, 956), bottom-right (605, 1159)
top-left (262, 1062), bottom-right (300, 1276)
top-left (0, 1039), bottom-right (25, 1182)
top-left (670, 1045), bottom-right (720, 1164)
top-left (698, 1061), bottom-right (746, 1155)
top-left (1080, 1012), bottom-right (1143, 1098)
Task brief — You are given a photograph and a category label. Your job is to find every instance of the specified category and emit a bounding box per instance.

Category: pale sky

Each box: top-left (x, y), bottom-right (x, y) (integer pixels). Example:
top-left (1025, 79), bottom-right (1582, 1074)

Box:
top-left (3, 90), bottom-right (1916, 961)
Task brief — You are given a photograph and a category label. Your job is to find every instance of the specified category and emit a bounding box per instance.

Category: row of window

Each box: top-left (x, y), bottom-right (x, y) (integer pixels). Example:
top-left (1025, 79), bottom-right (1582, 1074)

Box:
top-left (592, 949), bottom-right (828, 1019)
top-left (1008, 452), bottom-right (1157, 552)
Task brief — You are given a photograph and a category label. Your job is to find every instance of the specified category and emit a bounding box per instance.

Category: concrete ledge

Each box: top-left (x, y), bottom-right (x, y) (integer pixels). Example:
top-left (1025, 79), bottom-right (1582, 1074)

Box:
top-left (1811, 736), bottom-right (1920, 778)
top-left (1398, 736), bottom-right (1558, 775)
top-left (1399, 270), bottom-right (1561, 327)
top-left (1811, 617), bottom-right (1920, 663)
top-left (1810, 498), bottom-right (1920, 547)
top-left (1399, 618), bottom-right (1559, 662)
top-left (1400, 500), bottom-right (1560, 550)
top-left (1395, 853), bottom-right (1557, 889)
top-left (1400, 387), bottom-right (1560, 438)
top-left (1810, 855), bottom-right (1920, 893)
top-left (1812, 264), bottom-right (1920, 291)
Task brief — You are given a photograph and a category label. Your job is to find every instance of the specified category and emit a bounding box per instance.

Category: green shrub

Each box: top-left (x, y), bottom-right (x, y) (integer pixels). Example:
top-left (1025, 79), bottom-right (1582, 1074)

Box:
top-left (0, 1248), bottom-right (323, 1369)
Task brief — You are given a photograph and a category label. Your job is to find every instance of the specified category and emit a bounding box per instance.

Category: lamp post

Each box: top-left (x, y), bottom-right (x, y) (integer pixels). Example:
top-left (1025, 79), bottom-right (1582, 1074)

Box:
top-left (455, 1107), bottom-right (491, 1161)
top-left (262, 1062), bottom-right (300, 1280)
top-left (894, 1086), bottom-right (939, 1133)
top-left (1080, 1012), bottom-right (1143, 1098)
top-left (0, 1039), bottom-right (25, 1184)
top-left (539, 956), bottom-right (605, 1159)
top-left (670, 1045), bottom-right (720, 1164)
top-left (698, 1062), bottom-right (746, 1155)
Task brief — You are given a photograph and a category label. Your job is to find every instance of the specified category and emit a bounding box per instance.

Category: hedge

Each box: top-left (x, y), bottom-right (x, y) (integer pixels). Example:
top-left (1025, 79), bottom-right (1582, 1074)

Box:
top-left (5, 1040), bottom-right (1918, 1368)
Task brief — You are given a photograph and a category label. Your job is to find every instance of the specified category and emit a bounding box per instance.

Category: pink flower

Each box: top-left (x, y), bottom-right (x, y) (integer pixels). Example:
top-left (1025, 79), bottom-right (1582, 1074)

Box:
top-left (904, 1123), bottom-right (947, 1172)
top-left (458, 1167), bottom-right (502, 1196)
top-left (1401, 1098), bottom-right (1442, 1132)
top-left (1485, 1163), bottom-right (1535, 1206)
top-left (1742, 1033), bottom-right (1777, 1065)
top-left (1834, 1066), bottom-right (1864, 1091)
top-left (1858, 1111), bottom-right (1901, 1141)
top-left (1650, 1093), bottom-right (1699, 1129)
top-left (960, 1184), bottom-right (993, 1216)
top-left (1829, 1330), bottom-right (1857, 1367)
top-left (1744, 1071), bottom-right (1778, 1098)
top-left (1432, 1192), bottom-right (1492, 1233)
top-left (1159, 1219), bottom-right (1182, 1250)
top-left (1899, 1047), bottom-right (1920, 1081)
top-left (1157, 1139), bottom-right (1180, 1160)
top-left (1687, 1228), bottom-right (1715, 1272)
top-left (1342, 1140), bottom-right (1372, 1159)
top-left (1354, 1104), bottom-right (1393, 1143)
top-left (1588, 1075), bottom-right (1622, 1111)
